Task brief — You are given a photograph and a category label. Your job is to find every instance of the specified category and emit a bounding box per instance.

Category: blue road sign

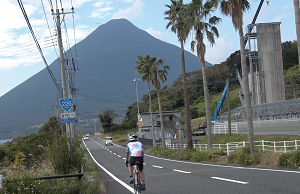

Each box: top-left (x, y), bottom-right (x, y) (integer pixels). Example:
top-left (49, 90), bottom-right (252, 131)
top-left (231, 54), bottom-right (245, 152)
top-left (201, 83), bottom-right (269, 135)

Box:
top-left (61, 118), bottom-right (77, 124)
top-left (59, 98), bottom-right (74, 112)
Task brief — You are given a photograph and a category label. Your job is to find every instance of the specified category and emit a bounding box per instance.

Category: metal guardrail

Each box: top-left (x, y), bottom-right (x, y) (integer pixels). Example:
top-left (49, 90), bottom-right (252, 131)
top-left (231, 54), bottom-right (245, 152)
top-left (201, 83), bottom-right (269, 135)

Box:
top-left (34, 173), bottom-right (84, 181)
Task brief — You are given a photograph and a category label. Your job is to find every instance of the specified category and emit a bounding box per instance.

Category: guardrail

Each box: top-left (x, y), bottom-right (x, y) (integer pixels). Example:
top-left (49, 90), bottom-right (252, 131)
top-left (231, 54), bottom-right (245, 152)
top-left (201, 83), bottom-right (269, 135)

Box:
top-left (157, 140), bottom-right (300, 156)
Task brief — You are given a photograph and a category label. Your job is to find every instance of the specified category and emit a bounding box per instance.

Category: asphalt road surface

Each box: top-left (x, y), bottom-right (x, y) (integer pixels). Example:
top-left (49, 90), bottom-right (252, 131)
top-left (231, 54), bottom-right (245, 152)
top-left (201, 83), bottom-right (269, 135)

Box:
top-left (84, 137), bottom-right (300, 194)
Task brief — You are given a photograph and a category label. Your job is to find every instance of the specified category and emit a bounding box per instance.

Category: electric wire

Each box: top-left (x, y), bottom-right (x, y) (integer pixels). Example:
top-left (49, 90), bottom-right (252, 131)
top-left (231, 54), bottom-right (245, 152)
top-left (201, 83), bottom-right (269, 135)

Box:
top-left (0, 41), bottom-right (57, 57)
top-left (17, 0), bottom-right (62, 96)
top-left (41, 0), bottom-right (59, 59)
top-left (71, 7), bottom-right (79, 70)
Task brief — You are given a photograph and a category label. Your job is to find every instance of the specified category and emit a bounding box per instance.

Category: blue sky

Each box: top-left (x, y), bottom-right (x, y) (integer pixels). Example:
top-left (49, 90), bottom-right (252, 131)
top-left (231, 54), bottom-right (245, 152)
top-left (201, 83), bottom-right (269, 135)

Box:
top-left (0, 0), bottom-right (296, 97)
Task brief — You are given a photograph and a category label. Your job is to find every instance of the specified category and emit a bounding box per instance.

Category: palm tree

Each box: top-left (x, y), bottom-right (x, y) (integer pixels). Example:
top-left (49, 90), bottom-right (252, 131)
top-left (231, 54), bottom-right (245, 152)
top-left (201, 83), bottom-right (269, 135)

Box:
top-left (151, 57), bottom-right (170, 149)
top-left (135, 55), bottom-right (156, 147)
top-left (214, 0), bottom-right (255, 152)
top-left (293, 0), bottom-right (300, 71)
top-left (188, 0), bottom-right (221, 150)
top-left (165, 0), bottom-right (194, 149)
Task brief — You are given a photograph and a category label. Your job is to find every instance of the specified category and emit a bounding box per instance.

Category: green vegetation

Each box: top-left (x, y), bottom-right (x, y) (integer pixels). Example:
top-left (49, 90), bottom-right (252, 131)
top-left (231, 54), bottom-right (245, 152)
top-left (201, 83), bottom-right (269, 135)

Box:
top-left (142, 134), bottom-right (300, 168)
top-left (0, 129), bottom-right (105, 193)
top-left (146, 147), bottom-right (226, 162)
top-left (278, 151), bottom-right (300, 168)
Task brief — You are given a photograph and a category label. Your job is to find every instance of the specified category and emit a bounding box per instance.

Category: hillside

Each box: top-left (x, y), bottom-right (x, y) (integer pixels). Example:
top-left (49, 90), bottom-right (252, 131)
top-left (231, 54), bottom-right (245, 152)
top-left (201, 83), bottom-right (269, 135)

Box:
top-left (0, 19), bottom-right (212, 140)
top-left (121, 41), bottom-right (300, 129)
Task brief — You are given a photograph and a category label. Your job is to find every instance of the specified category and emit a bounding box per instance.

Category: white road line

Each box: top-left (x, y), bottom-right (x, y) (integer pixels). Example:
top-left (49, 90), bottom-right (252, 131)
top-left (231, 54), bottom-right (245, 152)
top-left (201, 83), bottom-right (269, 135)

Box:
top-left (211, 177), bottom-right (249, 184)
top-left (110, 151), bottom-right (112, 153)
top-left (82, 140), bottom-right (134, 193)
top-left (117, 155), bottom-right (121, 157)
top-left (173, 169), bottom-right (191, 174)
top-left (123, 158), bottom-right (126, 160)
top-left (90, 139), bottom-right (300, 175)
top-left (145, 154), bottom-right (300, 174)
top-left (152, 165), bottom-right (163, 169)
top-left (113, 153), bottom-right (116, 155)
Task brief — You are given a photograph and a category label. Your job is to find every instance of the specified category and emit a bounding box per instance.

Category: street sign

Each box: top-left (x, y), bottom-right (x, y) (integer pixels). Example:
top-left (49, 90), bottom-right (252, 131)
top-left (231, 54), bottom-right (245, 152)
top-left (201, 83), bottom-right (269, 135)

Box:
top-left (140, 122), bottom-right (143, 126)
top-left (59, 98), bottom-right (74, 112)
top-left (61, 112), bottom-right (76, 119)
top-left (137, 122), bottom-right (141, 126)
top-left (61, 118), bottom-right (77, 124)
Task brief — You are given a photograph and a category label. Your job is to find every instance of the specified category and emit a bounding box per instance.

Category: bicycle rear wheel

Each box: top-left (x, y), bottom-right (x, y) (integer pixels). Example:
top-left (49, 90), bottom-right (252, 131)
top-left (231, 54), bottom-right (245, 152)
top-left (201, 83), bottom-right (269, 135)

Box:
top-left (133, 170), bottom-right (141, 194)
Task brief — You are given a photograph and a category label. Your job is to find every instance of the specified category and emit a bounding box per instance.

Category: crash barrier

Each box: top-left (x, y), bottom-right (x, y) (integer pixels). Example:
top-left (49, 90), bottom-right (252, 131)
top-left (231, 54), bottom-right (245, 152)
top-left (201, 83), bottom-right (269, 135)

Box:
top-left (34, 173), bottom-right (84, 182)
top-left (158, 140), bottom-right (300, 156)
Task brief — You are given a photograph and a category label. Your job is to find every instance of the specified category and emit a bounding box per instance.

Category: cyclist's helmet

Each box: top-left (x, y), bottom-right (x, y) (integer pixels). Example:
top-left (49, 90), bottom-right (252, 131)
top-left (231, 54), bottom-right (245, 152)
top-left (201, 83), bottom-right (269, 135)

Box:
top-left (129, 135), bottom-right (137, 142)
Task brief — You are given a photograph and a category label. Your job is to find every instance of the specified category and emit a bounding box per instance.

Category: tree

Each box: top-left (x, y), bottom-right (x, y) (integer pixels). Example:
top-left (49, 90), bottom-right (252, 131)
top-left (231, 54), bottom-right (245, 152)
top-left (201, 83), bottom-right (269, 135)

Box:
top-left (215, 0), bottom-right (255, 152)
top-left (165, 0), bottom-right (193, 149)
top-left (189, 0), bottom-right (221, 150)
top-left (293, 0), bottom-right (300, 71)
top-left (135, 55), bottom-right (156, 147)
top-left (38, 116), bottom-right (62, 134)
top-left (98, 108), bottom-right (117, 133)
top-left (151, 57), bottom-right (170, 149)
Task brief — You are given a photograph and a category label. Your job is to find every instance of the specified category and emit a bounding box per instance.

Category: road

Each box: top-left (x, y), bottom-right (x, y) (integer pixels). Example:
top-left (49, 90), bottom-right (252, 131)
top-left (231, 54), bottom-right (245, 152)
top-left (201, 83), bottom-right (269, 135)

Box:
top-left (84, 136), bottom-right (300, 194)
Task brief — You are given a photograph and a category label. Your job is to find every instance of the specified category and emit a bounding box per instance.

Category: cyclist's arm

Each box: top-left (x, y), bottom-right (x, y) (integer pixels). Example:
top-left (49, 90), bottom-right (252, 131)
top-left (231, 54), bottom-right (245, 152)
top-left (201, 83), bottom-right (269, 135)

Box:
top-left (126, 152), bottom-right (129, 162)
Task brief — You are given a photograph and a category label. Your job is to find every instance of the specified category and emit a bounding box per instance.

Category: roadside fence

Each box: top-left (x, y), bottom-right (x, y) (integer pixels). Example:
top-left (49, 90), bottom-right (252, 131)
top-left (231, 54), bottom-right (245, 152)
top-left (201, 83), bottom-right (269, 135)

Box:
top-left (157, 140), bottom-right (300, 156)
top-left (213, 124), bottom-right (238, 134)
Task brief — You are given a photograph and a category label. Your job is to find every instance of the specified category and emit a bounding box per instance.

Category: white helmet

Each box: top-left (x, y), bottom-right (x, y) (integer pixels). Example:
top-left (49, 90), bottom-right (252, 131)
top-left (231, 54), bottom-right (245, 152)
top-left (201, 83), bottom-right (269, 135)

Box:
top-left (129, 135), bottom-right (137, 142)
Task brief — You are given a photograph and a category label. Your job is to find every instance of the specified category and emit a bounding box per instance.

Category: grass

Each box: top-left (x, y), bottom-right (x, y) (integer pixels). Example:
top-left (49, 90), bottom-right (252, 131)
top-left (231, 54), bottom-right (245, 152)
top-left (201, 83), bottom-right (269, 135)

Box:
top-left (0, 147), bottom-right (106, 194)
top-left (143, 134), bottom-right (300, 169)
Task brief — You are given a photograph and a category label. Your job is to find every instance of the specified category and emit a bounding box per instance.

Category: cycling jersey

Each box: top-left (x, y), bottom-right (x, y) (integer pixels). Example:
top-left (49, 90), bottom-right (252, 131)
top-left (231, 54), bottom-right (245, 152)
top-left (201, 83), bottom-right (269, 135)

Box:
top-left (126, 141), bottom-right (143, 157)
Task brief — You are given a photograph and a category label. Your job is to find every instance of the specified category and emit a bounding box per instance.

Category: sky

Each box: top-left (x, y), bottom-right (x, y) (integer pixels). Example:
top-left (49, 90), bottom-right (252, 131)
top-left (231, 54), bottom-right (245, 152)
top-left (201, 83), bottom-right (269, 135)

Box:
top-left (0, 0), bottom-right (297, 97)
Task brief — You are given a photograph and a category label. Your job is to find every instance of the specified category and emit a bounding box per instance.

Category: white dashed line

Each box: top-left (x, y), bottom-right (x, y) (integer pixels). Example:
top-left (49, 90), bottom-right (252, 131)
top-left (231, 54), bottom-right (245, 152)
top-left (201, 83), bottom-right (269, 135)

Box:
top-left (173, 169), bottom-right (191, 174)
top-left (211, 177), bottom-right (249, 184)
top-left (152, 165), bottom-right (163, 169)
top-left (113, 153), bottom-right (116, 155)
top-left (117, 155), bottom-right (121, 157)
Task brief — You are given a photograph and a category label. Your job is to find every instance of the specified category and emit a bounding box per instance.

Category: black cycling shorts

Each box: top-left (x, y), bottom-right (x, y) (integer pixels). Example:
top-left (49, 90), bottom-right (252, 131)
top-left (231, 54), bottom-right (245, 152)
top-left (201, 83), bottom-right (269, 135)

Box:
top-left (129, 157), bottom-right (144, 171)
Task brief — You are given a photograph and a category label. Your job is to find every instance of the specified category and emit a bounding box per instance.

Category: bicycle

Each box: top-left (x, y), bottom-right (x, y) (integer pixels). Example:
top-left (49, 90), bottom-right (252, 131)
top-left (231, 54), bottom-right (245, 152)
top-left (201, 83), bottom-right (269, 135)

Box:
top-left (133, 161), bottom-right (142, 194)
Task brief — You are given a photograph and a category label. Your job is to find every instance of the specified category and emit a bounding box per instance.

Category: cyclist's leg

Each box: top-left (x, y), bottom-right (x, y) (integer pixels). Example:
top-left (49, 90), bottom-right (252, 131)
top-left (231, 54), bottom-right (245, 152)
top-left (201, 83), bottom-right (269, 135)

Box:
top-left (137, 157), bottom-right (145, 181)
top-left (139, 170), bottom-right (145, 181)
top-left (128, 156), bottom-right (135, 176)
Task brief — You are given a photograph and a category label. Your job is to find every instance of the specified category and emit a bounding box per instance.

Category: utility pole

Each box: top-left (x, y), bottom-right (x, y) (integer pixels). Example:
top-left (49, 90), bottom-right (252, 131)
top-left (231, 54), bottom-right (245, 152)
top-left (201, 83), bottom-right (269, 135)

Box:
top-left (53, 8), bottom-right (74, 145)
top-left (134, 78), bottom-right (141, 137)
top-left (68, 70), bottom-right (75, 143)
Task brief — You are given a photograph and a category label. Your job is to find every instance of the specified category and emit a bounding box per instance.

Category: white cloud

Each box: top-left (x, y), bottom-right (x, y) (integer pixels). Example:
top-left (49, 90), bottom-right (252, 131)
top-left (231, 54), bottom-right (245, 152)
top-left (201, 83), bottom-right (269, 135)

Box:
top-left (205, 37), bottom-right (236, 65)
top-left (145, 28), bottom-right (168, 42)
top-left (90, 1), bottom-right (114, 18)
top-left (273, 13), bottom-right (294, 22)
top-left (112, 0), bottom-right (143, 20)
top-left (0, 53), bottom-right (41, 70)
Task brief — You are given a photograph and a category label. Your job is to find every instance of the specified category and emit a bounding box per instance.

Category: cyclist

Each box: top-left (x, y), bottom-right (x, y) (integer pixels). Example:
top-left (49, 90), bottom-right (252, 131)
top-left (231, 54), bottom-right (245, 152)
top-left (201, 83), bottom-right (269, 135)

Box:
top-left (125, 135), bottom-right (145, 190)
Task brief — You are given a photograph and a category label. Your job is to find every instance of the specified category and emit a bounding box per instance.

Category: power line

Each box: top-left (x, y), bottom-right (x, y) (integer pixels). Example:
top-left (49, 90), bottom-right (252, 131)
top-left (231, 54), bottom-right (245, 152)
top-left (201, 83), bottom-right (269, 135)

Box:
top-left (17, 0), bottom-right (62, 96)
top-left (41, 0), bottom-right (59, 59)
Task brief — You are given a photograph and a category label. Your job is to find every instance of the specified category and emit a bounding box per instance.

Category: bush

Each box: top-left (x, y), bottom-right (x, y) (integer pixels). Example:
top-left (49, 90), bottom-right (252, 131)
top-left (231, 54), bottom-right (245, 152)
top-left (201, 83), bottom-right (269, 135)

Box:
top-left (0, 132), bottom-right (58, 168)
top-left (145, 147), bottom-right (226, 162)
top-left (228, 147), bottom-right (262, 166)
top-left (47, 135), bottom-right (86, 174)
top-left (278, 150), bottom-right (300, 168)
top-left (0, 169), bottom-right (103, 194)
